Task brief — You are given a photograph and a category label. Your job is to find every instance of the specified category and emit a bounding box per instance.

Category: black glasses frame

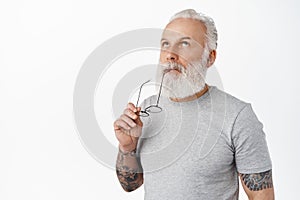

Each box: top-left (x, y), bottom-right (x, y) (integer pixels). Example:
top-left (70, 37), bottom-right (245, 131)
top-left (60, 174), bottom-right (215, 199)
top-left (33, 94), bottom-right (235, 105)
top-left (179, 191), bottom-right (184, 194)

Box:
top-left (135, 73), bottom-right (165, 117)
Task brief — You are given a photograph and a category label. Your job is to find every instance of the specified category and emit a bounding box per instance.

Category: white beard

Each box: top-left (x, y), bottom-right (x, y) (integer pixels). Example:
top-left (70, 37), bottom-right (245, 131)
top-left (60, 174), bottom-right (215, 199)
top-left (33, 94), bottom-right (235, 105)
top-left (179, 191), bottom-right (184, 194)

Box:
top-left (156, 47), bottom-right (210, 99)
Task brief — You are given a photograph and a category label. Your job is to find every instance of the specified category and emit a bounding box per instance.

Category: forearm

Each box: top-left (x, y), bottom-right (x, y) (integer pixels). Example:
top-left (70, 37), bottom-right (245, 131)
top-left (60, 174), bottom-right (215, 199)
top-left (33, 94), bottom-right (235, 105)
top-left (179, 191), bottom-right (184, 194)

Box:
top-left (116, 148), bottom-right (144, 192)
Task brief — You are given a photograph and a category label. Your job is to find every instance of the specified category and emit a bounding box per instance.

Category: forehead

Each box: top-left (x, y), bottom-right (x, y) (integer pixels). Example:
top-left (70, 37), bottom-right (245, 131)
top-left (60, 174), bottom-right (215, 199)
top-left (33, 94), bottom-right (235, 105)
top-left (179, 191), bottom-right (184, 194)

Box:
top-left (162, 18), bottom-right (207, 46)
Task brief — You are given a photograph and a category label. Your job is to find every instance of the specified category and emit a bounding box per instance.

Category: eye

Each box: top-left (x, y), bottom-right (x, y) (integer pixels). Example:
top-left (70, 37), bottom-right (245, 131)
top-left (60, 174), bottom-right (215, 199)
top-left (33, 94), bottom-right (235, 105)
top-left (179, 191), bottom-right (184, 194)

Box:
top-left (180, 41), bottom-right (190, 47)
top-left (161, 41), bottom-right (169, 48)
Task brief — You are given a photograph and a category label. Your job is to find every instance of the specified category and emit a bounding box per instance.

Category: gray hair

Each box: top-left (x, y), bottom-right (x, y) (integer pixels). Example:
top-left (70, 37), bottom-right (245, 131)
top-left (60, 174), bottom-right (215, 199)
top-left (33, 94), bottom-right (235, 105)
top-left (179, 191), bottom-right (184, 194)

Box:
top-left (169, 9), bottom-right (218, 51)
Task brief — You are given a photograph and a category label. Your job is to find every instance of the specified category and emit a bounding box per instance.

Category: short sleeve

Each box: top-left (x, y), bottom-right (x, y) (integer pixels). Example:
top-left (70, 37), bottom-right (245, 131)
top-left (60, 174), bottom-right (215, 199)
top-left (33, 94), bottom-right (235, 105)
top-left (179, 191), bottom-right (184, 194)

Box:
top-left (232, 104), bottom-right (272, 174)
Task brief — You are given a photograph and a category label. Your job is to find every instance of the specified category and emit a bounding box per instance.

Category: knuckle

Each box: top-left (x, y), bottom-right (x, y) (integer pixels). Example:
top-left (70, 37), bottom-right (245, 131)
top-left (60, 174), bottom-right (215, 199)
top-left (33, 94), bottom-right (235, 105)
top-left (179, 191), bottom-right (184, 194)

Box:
top-left (126, 109), bottom-right (133, 115)
top-left (124, 110), bottom-right (133, 118)
top-left (114, 121), bottom-right (119, 127)
top-left (127, 104), bottom-right (136, 111)
top-left (121, 114), bottom-right (127, 119)
top-left (123, 108), bottom-right (130, 114)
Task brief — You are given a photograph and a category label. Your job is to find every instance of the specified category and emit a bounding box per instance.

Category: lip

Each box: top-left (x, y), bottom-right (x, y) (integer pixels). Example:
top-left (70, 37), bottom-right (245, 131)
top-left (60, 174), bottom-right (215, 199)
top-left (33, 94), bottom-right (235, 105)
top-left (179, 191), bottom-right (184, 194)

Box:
top-left (164, 69), bottom-right (181, 73)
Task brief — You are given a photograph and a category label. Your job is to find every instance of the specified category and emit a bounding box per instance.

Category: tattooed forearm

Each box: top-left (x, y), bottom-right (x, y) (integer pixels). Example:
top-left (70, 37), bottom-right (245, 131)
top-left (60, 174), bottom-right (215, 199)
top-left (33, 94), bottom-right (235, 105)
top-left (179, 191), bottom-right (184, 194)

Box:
top-left (240, 169), bottom-right (273, 191)
top-left (116, 149), bottom-right (143, 192)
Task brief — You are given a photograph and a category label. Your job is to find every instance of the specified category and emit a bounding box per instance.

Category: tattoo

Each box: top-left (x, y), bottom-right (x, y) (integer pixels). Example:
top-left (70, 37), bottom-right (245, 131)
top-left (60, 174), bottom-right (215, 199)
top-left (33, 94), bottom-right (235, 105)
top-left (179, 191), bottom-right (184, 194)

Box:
top-left (116, 151), bottom-right (143, 192)
top-left (240, 169), bottom-right (273, 191)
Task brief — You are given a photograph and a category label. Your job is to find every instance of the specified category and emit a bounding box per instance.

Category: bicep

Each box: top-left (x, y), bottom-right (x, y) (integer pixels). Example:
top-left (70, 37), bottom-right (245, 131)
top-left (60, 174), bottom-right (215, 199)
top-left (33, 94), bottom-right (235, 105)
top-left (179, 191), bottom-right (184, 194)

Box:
top-left (239, 169), bottom-right (274, 200)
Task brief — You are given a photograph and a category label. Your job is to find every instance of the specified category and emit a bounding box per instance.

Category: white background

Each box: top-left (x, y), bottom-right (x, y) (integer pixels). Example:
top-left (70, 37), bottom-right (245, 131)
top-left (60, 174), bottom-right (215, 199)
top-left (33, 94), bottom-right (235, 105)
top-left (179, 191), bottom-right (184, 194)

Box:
top-left (1, 0), bottom-right (299, 199)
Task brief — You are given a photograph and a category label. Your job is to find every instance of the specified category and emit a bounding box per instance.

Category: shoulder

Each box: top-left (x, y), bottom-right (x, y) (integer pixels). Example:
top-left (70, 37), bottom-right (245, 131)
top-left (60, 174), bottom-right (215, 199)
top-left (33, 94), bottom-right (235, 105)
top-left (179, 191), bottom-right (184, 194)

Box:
top-left (209, 86), bottom-right (263, 141)
top-left (209, 85), bottom-right (250, 115)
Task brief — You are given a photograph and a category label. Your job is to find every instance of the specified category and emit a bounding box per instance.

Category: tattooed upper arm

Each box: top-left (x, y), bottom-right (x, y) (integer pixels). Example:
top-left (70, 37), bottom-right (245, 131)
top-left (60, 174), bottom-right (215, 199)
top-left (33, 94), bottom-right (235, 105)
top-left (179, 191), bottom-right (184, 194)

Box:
top-left (240, 169), bottom-right (273, 191)
top-left (239, 169), bottom-right (274, 199)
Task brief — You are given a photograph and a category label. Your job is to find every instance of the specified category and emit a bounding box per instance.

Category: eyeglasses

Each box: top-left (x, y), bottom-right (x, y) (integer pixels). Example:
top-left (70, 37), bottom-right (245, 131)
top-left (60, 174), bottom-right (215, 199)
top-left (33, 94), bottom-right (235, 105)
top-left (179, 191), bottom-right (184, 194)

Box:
top-left (135, 73), bottom-right (165, 117)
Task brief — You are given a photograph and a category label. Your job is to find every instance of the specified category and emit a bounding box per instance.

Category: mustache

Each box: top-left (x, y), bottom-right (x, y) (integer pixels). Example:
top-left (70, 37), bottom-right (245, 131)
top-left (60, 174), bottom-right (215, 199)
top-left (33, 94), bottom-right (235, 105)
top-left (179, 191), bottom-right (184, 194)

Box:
top-left (159, 62), bottom-right (186, 74)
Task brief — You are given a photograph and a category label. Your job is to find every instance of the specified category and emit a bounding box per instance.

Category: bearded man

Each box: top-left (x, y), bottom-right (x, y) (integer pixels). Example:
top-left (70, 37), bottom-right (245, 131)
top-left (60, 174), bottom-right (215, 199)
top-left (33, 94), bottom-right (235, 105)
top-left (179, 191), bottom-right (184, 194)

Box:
top-left (114, 9), bottom-right (274, 200)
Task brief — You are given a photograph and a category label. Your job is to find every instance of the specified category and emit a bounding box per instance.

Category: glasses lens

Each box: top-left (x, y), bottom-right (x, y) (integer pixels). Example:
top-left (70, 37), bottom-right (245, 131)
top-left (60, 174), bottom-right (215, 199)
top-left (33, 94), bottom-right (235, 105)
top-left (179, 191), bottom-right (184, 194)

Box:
top-left (139, 111), bottom-right (149, 117)
top-left (145, 105), bottom-right (162, 113)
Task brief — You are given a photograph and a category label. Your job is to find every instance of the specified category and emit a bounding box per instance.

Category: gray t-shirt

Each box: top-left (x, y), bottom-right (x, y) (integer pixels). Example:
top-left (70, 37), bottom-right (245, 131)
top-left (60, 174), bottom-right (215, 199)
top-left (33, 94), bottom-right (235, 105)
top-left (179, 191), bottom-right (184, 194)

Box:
top-left (137, 85), bottom-right (272, 200)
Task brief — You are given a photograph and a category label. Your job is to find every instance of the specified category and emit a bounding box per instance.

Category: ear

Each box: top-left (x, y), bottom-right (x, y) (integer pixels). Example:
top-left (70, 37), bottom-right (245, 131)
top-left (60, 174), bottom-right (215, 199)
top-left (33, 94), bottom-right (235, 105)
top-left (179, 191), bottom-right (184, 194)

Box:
top-left (207, 50), bottom-right (216, 68)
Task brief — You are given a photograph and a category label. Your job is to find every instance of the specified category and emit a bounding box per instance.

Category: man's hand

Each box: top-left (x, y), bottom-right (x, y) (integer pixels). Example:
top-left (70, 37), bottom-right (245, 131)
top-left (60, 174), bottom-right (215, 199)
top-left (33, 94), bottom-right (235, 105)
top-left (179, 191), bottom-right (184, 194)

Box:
top-left (114, 103), bottom-right (143, 152)
top-left (114, 103), bottom-right (144, 192)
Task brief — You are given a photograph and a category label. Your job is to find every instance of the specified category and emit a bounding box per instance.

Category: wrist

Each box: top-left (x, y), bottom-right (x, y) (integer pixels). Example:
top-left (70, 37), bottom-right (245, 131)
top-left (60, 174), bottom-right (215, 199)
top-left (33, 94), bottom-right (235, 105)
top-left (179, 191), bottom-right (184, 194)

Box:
top-left (119, 145), bottom-right (136, 155)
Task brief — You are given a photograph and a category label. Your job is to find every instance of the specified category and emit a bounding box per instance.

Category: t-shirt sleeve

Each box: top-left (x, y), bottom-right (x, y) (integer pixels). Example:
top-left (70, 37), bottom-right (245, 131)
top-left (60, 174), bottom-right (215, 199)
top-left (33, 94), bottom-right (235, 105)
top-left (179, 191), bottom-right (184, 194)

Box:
top-left (231, 103), bottom-right (272, 174)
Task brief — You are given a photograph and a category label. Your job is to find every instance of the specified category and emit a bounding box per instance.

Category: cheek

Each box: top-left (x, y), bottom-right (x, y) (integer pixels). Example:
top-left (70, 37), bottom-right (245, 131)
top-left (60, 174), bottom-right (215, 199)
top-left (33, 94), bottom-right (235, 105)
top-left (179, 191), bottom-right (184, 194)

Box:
top-left (176, 55), bottom-right (188, 68)
top-left (179, 59), bottom-right (188, 68)
top-left (176, 50), bottom-right (196, 66)
top-left (184, 47), bottom-right (204, 61)
top-left (159, 51), bottom-right (167, 62)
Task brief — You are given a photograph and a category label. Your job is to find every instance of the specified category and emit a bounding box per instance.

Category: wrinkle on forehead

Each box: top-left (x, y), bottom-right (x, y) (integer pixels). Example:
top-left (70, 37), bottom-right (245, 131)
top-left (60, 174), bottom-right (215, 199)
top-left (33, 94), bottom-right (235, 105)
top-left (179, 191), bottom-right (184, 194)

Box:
top-left (162, 18), bottom-right (207, 48)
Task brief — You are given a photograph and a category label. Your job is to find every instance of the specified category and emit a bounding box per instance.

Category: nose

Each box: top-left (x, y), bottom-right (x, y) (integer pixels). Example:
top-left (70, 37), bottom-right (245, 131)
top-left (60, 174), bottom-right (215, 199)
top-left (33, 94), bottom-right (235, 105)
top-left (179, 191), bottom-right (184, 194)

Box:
top-left (166, 50), bottom-right (178, 62)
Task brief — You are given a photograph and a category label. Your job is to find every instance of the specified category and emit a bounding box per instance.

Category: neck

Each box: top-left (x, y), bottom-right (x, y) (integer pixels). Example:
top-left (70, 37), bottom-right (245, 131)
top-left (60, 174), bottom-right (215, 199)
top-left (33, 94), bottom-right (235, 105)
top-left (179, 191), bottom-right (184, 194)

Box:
top-left (169, 84), bottom-right (209, 102)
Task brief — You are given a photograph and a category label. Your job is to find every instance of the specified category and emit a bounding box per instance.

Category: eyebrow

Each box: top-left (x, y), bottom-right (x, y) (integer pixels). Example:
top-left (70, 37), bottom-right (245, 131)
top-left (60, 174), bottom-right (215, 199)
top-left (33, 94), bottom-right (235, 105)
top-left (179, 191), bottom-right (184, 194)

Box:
top-left (160, 36), bottom-right (192, 42)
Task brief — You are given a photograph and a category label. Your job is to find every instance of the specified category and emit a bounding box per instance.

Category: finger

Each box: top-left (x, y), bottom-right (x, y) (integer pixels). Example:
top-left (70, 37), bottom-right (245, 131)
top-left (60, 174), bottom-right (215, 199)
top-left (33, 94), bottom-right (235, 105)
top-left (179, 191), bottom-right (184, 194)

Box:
top-left (127, 102), bottom-right (137, 112)
top-left (124, 108), bottom-right (138, 120)
top-left (113, 120), bottom-right (122, 130)
top-left (135, 108), bottom-right (143, 125)
top-left (114, 119), bottom-right (131, 130)
top-left (120, 114), bottom-right (136, 128)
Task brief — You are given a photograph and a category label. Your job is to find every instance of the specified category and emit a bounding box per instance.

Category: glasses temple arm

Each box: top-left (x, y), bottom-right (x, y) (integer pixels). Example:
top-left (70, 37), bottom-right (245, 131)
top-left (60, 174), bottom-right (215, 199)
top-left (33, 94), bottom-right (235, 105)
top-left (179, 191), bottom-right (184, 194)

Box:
top-left (156, 72), bottom-right (166, 106)
top-left (136, 80), bottom-right (151, 107)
